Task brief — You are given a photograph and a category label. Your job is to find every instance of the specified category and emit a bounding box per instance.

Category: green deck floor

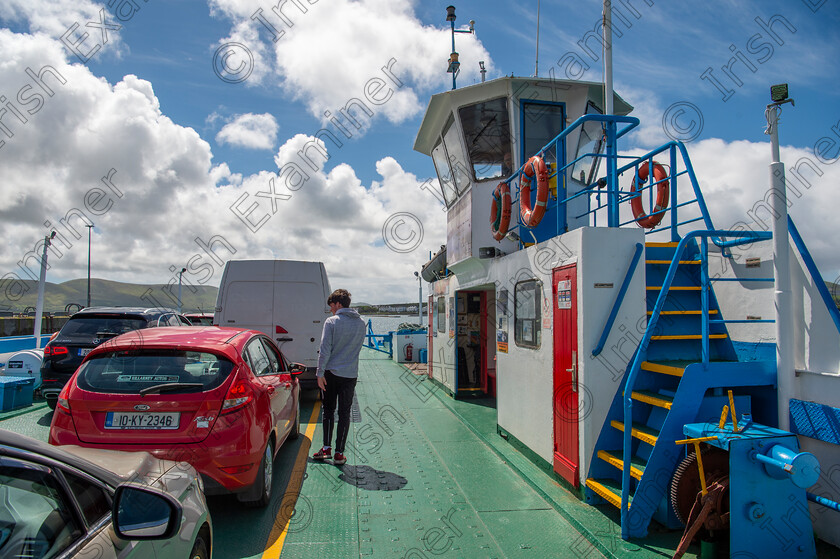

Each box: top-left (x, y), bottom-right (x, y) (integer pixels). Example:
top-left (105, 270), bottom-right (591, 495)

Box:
top-left (11, 350), bottom-right (840, 557)
top-left (260, 351), bottom-right (699, 559)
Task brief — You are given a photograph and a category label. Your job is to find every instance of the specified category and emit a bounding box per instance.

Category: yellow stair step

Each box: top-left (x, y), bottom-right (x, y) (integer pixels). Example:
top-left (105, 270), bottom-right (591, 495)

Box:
top-left (641, 361), bottom-right (685, 377)
top-left (645, 242), bottom-right (679, 247)
top-left (647, 310), bottom-right (718, 315)
top-left (651, 334), bottom-right (727, 341)
top-left (585, 478), bottom-right (628, 509)
top-left (645, 260), bottom-right (701, 265)
top-left (629, 390), bottom-right (673, 409)
top-left (597, 450), bottom-right (646, 480)
top-left (646, 286), bottom-right (702, 291)
top-left (611, 420), bottom-right (660, 446)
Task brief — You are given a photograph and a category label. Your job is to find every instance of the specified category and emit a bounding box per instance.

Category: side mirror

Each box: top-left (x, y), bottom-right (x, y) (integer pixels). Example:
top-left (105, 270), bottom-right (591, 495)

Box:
top-left (289, 363), bottom-right (306, 375)
top-left (113, 484), bottom-right (182, 540)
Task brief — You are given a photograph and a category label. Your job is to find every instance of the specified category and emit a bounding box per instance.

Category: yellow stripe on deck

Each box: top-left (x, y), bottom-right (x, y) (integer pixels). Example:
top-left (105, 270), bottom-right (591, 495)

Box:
top-left (262, 401), bottom-right (321, 559)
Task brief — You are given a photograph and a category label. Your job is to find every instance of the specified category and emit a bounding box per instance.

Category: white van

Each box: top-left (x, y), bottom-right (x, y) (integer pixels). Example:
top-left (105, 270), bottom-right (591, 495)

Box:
top-left (214, 260), bottom-right (331, 388)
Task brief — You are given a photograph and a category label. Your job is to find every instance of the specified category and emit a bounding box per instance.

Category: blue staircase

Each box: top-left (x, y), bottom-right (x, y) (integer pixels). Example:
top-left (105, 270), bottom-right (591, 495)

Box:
top-left (584, 240), bottom-right (776, 538)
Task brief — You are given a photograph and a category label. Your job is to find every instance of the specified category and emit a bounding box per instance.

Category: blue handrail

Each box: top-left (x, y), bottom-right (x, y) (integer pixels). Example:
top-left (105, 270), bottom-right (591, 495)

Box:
top-left (592, 243), bottom-right (644, 357)
top-left (365, 319), bottom-right (393, 356)
top-left (788, 216), bottom-right (840, 335)
top-left (506, 123), bottom-right (725, 249)
top-left (619, 229), bottom-right (771, 539)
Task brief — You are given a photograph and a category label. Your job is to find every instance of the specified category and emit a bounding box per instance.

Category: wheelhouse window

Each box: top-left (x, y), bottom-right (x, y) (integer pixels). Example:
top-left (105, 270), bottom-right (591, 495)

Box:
top-left (431, 115), bottom-right (472, 208)
top-left (458, 97), bottom-right (512, 180)
top-left (521, 102), bottom-right (565, 171)
top-left (570, 101), bottom-right (605, 186)
top-left (431, 139), bottom-right (457, 207)
top-left (514, 280), bottom-right (542, 349)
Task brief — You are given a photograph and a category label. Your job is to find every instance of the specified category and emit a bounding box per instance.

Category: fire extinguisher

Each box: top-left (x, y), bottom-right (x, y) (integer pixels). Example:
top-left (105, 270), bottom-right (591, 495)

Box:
top-left (405, 343), bottom-right (413, 361)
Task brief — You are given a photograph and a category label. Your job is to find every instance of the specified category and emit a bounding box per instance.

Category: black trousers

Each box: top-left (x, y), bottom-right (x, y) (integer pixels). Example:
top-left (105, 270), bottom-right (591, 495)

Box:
top-left (322, 371), bottom-right (357, 453)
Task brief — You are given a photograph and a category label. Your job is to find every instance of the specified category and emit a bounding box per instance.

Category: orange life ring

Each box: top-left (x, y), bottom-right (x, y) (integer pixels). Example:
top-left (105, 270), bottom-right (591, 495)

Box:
top-left (490, 181), bottom-right (512, 242)
top-left (630, 161), bottom-right (669, 229)
top-left (520, 155), bottom-right (549, 228)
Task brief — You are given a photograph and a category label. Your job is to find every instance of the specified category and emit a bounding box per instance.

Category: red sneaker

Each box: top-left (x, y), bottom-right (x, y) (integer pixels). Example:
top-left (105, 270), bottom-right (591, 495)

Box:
top-left (333, 452), bottom-right (347, 465)
top-left (312, 447), bottom-right (331, 460)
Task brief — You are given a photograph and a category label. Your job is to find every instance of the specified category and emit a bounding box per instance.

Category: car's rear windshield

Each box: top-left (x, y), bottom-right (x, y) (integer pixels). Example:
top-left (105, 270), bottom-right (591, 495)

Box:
top-left (76, 350), bottom-right (234, 394)
top-left (60, 316), bottom-right (147, 337)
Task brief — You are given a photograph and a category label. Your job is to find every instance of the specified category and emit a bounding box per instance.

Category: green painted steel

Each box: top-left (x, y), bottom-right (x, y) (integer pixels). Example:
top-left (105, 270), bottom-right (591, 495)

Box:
top-left (0, 350), bottom-right (706, 558)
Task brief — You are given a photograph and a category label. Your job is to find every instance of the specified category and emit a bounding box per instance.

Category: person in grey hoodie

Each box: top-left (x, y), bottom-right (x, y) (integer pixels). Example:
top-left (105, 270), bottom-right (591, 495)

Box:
top-left (312, 289), bottom-right (366, 465)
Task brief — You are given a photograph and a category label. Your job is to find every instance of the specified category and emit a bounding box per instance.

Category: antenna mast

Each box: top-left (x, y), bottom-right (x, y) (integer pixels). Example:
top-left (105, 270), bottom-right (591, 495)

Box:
top-left (603, 0), bottom-right (613, 115)
top-left (535, 0), bottom-right (541, 77)
top-left (445, 6), bottom-right (475, 90)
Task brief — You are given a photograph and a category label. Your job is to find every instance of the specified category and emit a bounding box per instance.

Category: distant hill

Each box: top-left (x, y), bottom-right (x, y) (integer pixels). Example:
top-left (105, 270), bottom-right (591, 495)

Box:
top-left (0, 278), bottom-right (218, 314)
top-left (828, 281), bottom-right (840, 308)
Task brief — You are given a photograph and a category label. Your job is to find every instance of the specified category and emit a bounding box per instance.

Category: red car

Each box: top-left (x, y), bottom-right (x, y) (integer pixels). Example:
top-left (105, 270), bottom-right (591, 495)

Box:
top-left (49, 326), bottom-right (302, 507)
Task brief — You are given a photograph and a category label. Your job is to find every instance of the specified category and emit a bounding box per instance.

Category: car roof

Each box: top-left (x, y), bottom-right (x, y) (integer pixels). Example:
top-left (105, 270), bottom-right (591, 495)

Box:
top-left (71, 306), bottom-right (180, 319)
top-left (91, 326), bottom-right (255, 361)
top-left (0, 428), bottom-right (123, 487)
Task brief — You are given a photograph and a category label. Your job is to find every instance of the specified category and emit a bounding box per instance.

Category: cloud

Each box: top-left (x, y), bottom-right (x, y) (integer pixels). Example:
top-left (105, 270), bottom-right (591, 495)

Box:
top-left (0, 28), bottom-right (445, 307)
top-left (216, 113), bottom-right (279, 150)
top-left (208, 0), bottom-right (493, 127)
top-left (0, 0), bottom-right (106, 38)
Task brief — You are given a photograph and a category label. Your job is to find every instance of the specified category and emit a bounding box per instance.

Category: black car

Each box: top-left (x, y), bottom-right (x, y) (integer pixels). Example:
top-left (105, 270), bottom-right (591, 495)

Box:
top-left (40, 307), bottom-right (190, 408)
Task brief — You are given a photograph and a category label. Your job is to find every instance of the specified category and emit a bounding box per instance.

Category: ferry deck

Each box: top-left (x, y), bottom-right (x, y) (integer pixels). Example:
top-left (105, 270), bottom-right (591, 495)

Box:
top-left (0, 347), bottom-right (726, 559)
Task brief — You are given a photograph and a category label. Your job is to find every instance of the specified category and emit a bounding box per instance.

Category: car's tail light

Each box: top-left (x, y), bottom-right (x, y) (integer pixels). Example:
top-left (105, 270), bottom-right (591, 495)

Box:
top-left (220, 463), bottom-right (254, 475)
top-left (44, 345), bottom-right (68, 356)
top-left (221, 377), bottom-right (253, 415)
top-left (56, 384), bottom-right (71, 415)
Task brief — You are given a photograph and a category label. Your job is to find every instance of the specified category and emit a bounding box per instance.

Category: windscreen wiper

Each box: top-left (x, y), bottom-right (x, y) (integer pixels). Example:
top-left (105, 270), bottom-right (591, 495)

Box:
top-left (139, 382), bottom-right (203, 395)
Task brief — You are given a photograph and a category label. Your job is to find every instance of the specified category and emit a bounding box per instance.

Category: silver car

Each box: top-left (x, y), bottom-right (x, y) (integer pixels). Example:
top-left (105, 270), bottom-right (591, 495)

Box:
top-left (0, 428), bottom-right (212, 558)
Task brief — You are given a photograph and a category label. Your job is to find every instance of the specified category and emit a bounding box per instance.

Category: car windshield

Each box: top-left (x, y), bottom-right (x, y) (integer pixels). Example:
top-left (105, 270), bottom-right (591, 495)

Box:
top-left (76, 350), bottom-right (234, 394)
top-left (60, 316), bottom-right (147, 337)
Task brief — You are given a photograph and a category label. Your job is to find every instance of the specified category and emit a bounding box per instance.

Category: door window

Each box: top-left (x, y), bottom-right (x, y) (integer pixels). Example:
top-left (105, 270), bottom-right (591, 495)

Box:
top-left (260, 338), bottom-right (284, 373)
top-left (245, 339), bottom-right (272, 376)
top-left (64, 470), bottom-right (111, 527)
top-left (0, 457), bottom-right (84, 558)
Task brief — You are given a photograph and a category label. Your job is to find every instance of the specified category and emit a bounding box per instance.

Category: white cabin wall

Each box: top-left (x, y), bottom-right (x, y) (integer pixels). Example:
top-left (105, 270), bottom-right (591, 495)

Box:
top-left (491, 227), bottom-right (644, 473)
top-left (788, 241), bottom-right (840, 549)
top-left (493, 231), bottom-right (581, 463)
top-left (578, 228), bottom-right (646, 484)
top-left (789, 245), bottom-right (840, 379)
top-left (706, 242), bottom-right (776, 358)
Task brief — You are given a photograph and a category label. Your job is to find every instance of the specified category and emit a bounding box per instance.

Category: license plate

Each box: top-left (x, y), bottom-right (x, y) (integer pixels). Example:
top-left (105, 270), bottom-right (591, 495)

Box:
top-left (104, 412), bottom-right (180, 430)
top-left (79, 348), bottom-right (92, 356)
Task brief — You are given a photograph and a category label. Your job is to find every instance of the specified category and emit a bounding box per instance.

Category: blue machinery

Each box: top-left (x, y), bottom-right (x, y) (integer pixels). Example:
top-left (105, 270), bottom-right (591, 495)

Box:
top-left (674, 417), bottom-right (834, 558)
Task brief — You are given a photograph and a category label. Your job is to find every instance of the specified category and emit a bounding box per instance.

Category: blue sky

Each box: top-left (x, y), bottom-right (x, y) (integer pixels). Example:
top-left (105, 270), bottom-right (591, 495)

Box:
top-left (0, 0), bottom-right (839, 305)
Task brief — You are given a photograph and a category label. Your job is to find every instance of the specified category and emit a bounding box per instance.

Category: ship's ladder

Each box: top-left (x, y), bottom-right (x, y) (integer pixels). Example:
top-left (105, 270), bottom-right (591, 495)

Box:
top-left (585, 236), bottom-right (776, 539)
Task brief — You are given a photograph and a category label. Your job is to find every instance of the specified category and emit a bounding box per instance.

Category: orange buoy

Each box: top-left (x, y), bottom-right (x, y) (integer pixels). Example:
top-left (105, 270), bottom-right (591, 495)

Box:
top-left (490, 181), bottom-right (512, 242)
top-left (630, 161), bottom-right (669, 229)
top-left (519, 155), bottom-right (549, 228)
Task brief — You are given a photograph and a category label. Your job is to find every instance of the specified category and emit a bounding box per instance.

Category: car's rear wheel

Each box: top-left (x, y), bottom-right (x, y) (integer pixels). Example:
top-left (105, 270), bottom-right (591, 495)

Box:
top-left (238, 439), bottom-right (274, 507)
top-left (46, 398), bottom-right (56, 410)
top-left (289, 399), bottom-right (301, 440)
top-left (189, 532), bottom-right (209, 559)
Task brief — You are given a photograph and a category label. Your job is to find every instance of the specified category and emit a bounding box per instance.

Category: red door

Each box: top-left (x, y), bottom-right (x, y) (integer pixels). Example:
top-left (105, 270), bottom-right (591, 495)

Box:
top-left (552, 264), bottom-right (579, 487)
